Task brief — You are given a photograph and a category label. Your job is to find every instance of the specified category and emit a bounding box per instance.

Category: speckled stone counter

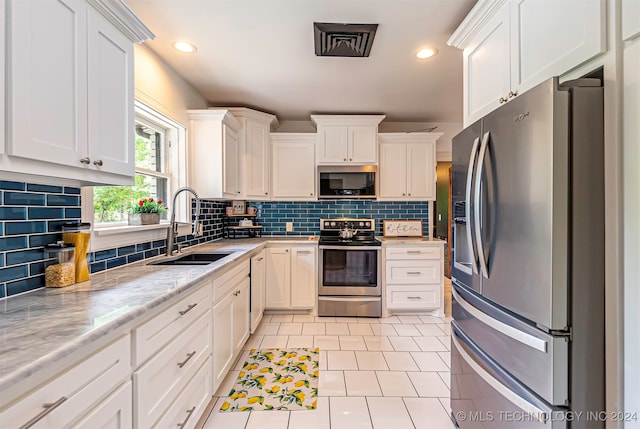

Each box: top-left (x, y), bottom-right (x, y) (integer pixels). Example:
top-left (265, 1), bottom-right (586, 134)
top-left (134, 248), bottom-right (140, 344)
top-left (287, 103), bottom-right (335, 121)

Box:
top-left (376, 236), bottom-right (446, 244)
top-left (0, 236), bottom-right (318, 399)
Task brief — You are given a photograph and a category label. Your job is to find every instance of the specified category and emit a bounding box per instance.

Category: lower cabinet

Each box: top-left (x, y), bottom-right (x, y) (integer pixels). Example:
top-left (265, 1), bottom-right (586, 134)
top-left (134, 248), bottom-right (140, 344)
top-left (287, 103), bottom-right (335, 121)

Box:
top-left (250, 250), bottom-right (267, 333)
top-left (212, 261), bottom-right (251, 392)
top-left (0, 334), bottom-right (131, 428)
top-left (70, 381), bottom-right (132, 429)
top-left (265, 245), bottom-right (317, 310)
top-left (384, 244), bottom-right (445, 316)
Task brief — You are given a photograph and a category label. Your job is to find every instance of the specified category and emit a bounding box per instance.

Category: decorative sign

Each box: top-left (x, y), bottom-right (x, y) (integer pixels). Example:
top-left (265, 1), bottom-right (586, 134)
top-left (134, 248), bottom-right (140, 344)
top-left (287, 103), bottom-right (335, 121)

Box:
top-left (232, 200), bottom-right (246, 214)
top-left (383, 219), bottom-right (423, 237)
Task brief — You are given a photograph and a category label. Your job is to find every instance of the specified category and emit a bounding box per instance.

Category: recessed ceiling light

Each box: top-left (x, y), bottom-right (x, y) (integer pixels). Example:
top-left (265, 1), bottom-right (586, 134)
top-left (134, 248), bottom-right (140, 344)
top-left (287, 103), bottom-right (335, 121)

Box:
top-left (173, 41), bottom-right (197, 53)
top-left (415, 48), bottom-right (438, 59)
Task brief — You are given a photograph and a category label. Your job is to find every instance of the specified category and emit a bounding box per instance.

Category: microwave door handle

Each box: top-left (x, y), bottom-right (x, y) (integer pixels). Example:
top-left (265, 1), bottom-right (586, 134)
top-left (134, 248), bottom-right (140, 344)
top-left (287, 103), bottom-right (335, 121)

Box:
top-left (465, 137), bottom-right (481, 274)
top-left (474, 132), bottom-right (490, 279)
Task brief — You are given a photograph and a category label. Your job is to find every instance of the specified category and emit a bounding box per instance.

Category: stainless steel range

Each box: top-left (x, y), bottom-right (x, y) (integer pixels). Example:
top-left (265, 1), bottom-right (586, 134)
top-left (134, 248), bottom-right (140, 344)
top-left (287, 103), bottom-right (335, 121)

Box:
top-left (317, 218), bottom-right (381, 317)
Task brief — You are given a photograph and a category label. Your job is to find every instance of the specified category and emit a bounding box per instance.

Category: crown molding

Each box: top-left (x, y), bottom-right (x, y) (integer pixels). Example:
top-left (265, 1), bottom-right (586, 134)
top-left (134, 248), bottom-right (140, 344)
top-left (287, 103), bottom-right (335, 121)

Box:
top-left (187, 109), bottom-right (241, 131)
top-left (222, 107), bottom-right (280, 131)
top-left (447, 0), bottom-right (509, 49)
top-left (86, 0), bottom-right (155, 43)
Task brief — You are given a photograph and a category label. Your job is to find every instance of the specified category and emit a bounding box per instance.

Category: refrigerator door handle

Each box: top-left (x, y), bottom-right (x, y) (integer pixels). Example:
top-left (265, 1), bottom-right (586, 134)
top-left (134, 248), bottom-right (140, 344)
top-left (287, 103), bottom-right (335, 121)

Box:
top-left (474, 132), bottom-right (490, 279)
top-left (465, 137), bottom-right (481, 274)
top-left (452, 332), bottom-right (548, 423)
top-left (452, 286), bottom-right (548, 352)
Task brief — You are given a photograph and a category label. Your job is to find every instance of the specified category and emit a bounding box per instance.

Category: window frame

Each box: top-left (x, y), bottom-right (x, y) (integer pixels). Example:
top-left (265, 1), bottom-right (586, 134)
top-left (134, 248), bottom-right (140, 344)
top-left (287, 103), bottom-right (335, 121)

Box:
top-left (82, 101), bottom-right (190, 252)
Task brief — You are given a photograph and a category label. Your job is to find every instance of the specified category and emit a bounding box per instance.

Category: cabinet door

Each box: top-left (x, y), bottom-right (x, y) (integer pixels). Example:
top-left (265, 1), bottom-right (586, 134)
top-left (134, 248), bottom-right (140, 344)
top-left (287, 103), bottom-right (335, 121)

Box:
top-left (406, 142), bottom-right (435, 199)
top-left (379, 143), bottom-right (407, 198)
top-left (463, 3), bottom-right (511, 126)
top-left (317, 126), bottom-right (348, 163)
top-left (250, 250), bottom-right (266, 333)
top-left (511, 0), bottom-right (605, 95)
top-left (290, 246), bottom-right (317, 309)
top-left (265, 247), bottom-right (291, 309)
top-left (272, 141), bottom-right (315, 200)
top-left (223, 126), bottom-right (241, 198)
top-left (212, 291), bottom-right (234, 390)
top-left (70, 381), bottom-right (132, 429)
top-left (348, 126), bottom-right (377, 163)
top-left (233, 279), bottom-right (251, 355)
top-left (87, 8), bottom-right (134, 177)
top-left (8, 0), bottom-right (88, 167)
top-left (245, 121), bottom-right (270, 199)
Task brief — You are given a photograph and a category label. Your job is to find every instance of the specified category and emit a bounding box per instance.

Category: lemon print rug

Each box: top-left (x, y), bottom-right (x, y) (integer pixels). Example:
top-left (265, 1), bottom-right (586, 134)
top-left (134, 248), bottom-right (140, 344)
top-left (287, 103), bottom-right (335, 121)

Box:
top-left (220, 348), bottom-right (319, 412)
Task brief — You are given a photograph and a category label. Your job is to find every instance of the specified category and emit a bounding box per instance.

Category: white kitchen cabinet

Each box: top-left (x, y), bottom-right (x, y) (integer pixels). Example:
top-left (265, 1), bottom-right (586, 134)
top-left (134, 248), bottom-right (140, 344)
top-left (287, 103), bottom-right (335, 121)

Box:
top-left (226, 108), bottom-right (279, 200)
top-left (383, 244), bottom-right (445, 316)
top-left (622, 0), bottom-right (640, 41)
top-left (311, 115), bottom-right (385, 164)
top-left (265, 245), bottom-right (317, 310)
top-left (450, 0), bottom-right (605, 126)
top-left (378, 133), bottom-right (441, 201)
top-left (250, 250), bottom-right (267, 333)
top-left (271, 133), bottom-right (316, 200)
top-left (134, 311), bottom-right (212, 429)
top-left (0, 335), bottom-right (131, 428)
top-left (3, 0), bottom-right (151, 185)
top-left (211, 261), bottom-right (251, 391)
top-left (188, 109), bottom-right (243, 199)
top-left (70, 381), bottom-right (132, 429)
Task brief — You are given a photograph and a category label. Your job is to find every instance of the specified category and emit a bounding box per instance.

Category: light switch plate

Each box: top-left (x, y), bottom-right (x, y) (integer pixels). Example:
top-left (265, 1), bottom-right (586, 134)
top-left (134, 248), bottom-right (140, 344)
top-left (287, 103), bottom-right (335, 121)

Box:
top-left (286, 222), bottom-right (293, 232)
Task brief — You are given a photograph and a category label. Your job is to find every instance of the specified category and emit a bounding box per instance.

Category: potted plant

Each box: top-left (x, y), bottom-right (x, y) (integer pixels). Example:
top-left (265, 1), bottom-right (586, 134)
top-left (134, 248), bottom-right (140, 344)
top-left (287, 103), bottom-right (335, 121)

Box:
top-left (128, 197), bottom-right (167, 225)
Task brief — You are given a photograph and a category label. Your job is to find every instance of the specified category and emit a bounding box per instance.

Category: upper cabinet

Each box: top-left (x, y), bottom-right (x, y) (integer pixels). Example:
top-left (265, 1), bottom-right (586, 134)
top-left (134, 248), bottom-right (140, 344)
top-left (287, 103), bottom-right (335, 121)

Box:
top-left (378, 133), bottom-right (442, 201)
top-left (225, 108), bottom-right (279, 201)
top-left (188, 109), bottom-right (243, 199)
top-left (311, 115), bottom-right (385, 164)
top-left (449, 0), bottom-right (606, 126)
top-left (271, 133), bottom-right (316, 200)
top-left (622, 0), bottom-right (640, 41)
top-left (3, 0), bottom-right (153, 185)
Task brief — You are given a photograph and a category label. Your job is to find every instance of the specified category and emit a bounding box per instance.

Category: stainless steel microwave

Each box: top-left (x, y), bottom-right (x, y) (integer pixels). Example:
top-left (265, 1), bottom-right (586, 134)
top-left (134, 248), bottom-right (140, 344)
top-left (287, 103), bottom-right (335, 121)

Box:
top-left (317, 165), bottom-right (377, 199)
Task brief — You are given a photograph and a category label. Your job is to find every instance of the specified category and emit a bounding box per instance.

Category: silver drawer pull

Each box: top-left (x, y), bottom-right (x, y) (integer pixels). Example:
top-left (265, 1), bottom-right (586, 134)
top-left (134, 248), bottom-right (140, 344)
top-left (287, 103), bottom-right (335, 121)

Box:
top-left (297, 250), bottom-right (312, 254)
top-left (407, 296), bottom-right (422, 300)
top-left (177, 351), bottom-right (196, 368)
top-left (407, 250), bottom-right (422, 254)
top-left (178, 303), bottom-right (197, 316)
top-left (257, 257), bottom-right (264, 261)
top-left (406, 271), bottom-right (422, 275)
top-left (20, 396), bottom-right (68, 429)
top-left (177, 406), bottom-right (197, 428)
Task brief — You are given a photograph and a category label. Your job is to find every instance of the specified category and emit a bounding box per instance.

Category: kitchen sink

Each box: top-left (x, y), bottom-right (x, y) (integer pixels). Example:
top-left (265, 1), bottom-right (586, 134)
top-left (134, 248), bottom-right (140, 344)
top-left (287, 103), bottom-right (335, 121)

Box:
top-left (148, 252), bottom-right (233, 266)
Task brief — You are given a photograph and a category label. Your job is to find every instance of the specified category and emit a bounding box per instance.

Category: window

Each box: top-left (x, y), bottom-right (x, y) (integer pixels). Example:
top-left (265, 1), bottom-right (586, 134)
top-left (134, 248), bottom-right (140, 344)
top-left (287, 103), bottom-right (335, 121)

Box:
top-left (83, 101), bottom-right (188, 250)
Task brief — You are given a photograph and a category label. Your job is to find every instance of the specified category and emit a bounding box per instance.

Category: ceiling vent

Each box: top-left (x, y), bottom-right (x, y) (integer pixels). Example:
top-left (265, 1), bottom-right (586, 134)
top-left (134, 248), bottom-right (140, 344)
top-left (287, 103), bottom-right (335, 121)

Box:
top-left (314, 22), bottom-right (378, 57)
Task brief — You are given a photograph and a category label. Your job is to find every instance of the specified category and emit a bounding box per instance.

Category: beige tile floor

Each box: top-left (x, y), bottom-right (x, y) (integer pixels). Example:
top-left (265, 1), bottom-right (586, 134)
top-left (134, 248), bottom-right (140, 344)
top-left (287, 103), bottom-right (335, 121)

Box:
top-left (200, 280), bottom-right (454, 429)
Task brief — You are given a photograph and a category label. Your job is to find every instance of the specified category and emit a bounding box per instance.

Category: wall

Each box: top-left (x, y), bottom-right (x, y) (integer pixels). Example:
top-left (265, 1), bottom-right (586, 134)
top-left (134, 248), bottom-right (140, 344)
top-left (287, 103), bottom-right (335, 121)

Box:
top-left (0, 179), bottom-right (226, 299)
top-left (255, 200), bottom-right (430, 237)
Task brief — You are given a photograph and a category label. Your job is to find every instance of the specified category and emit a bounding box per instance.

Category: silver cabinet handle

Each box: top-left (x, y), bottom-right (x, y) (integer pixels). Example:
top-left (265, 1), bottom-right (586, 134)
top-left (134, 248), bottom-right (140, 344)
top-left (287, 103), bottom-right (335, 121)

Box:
top-left (407, 271), bottom-right (422, 275)
top-left (20, 396), bottom-right (68, 429)
top-left (177, 351), bottom-right (196, 368)
top-left (407, 296), bottom-right (422, 300)
top-left (508, 90), bottom-right (518, 99)
top-left (93, 159), bottom-right (103, 167)
top-left (257, 257), bottom-right (264, 261)
top-left (297, 250), bottom-right (312, 254)
top-left (177, 406), bottom-right (197, 428)
top-left (407, 250), bottom-right (422, 254)
top-left (499, 96), bottom-right (508, 104)
top-left (178, 303), bottom-right (197, 316)
top-left (80, 157), bottom-right (91, 164)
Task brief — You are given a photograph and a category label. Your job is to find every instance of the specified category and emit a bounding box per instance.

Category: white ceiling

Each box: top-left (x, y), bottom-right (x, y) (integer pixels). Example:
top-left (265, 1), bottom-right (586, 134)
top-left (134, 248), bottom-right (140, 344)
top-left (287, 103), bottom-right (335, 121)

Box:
top-left (125, 0), bottom-right (476, 122)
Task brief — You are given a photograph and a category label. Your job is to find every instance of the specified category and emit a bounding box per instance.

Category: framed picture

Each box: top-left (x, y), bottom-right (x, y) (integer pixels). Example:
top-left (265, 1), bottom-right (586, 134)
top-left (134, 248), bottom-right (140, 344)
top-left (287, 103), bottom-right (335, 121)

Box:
top-left (383, 219), bottom-right (423, 237)
top-left (232, 200), bottom-right (245, 214)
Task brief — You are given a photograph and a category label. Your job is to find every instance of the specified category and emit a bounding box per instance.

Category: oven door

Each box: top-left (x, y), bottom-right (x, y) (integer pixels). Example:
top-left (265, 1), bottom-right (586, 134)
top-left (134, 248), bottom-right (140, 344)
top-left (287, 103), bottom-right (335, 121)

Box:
top-left (318, 246), bottom-right (381, 296)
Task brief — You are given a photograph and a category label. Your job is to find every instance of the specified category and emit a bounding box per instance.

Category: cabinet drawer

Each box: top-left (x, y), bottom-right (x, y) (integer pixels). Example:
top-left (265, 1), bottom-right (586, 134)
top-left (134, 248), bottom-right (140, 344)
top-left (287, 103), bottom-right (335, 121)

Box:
top-left (70, 381), bottom-right (132, 429)
top-left (0, 335), bottom-right (130, 429)
top-left (386, 285), bottom-right (440, 310)
top-left (385, 260), bottom-right (441, 284)
top-left (213, 260), bottom-right (250, 303)
top-left (153, 357), bottom-right (212, 429)
top-left (134, 282), bottom-right (211, 366)
top-left (385, 246), bottom-right (441, 260)
top-left (134, 311), bottom-right (212, 429)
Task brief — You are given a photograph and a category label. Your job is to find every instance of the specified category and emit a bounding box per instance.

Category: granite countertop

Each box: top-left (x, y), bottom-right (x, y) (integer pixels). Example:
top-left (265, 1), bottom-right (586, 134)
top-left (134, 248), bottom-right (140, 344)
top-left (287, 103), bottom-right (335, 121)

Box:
top-left (0, 236), bottom-right (317, 395)
top-left (377, 236), bottom-right (446, 244)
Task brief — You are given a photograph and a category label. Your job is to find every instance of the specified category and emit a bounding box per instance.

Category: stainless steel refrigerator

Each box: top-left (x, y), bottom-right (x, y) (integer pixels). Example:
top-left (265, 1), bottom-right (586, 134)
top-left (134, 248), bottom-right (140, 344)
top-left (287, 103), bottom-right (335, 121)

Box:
top-left (450, 77), bottom-right (605, 429)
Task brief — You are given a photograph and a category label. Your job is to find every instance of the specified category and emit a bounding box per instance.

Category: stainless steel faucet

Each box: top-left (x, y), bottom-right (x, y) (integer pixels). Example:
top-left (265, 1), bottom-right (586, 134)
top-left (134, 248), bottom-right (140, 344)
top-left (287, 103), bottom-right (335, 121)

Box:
top-left (166, 187), bottom-right (203, 256)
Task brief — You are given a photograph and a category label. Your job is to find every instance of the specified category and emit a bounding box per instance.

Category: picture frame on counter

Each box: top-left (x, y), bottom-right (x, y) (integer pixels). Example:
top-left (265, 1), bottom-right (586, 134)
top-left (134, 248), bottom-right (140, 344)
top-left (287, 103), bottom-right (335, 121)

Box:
top-left (232, 200), bottom-right (246, 214)
top-left (383, 219), bottom-right (423, 237)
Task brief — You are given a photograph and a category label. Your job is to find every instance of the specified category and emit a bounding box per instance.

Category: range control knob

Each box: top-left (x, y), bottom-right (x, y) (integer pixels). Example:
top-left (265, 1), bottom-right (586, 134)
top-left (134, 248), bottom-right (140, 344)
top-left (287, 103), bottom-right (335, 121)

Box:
top-left (365, 222), bottom-right (370, 227)
top-left (324, 222), bottom-right (330, 228)
top-left (330, 222), bottom-right (336, 227)
top-left (359, 222), bottom-right (364, 227)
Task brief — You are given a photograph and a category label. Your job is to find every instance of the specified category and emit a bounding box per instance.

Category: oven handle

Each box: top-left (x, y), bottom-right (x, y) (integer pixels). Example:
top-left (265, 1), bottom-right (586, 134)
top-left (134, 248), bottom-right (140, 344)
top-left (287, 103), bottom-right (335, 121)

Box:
top-left (319, 245), bottom-right (381, 251)
top-left (318, 297), bottom-right (381, 302)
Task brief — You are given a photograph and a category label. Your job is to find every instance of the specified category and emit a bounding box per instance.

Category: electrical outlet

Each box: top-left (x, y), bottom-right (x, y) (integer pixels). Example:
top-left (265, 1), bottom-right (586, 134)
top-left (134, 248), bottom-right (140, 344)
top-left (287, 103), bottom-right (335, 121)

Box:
top-left (286, 222), bottom-right (293, 232)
